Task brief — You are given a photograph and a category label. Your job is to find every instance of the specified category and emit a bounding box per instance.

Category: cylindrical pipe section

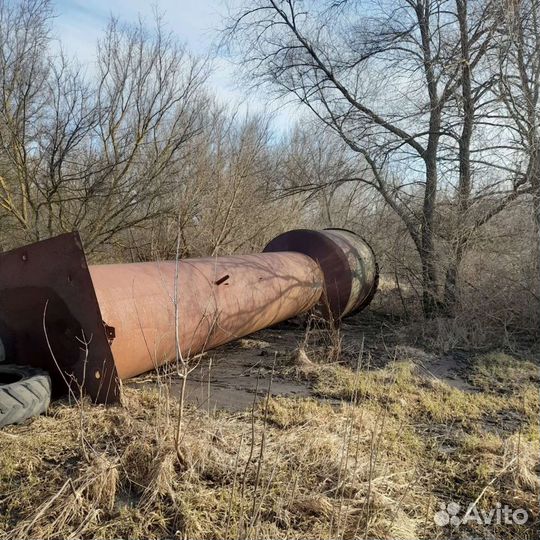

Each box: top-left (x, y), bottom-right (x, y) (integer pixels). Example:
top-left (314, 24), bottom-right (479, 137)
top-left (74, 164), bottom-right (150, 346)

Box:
top-left (322, 228), bottom-right (379, 316)
top-left (264, 228), bottom-right (378, 319)
top-left (89, 252), bottom-right (323, 379)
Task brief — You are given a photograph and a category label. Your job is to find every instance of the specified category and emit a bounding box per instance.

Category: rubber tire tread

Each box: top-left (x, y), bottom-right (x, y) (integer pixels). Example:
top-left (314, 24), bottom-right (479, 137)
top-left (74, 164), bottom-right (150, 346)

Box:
top-left (0, 364), bottom-right (51, 427)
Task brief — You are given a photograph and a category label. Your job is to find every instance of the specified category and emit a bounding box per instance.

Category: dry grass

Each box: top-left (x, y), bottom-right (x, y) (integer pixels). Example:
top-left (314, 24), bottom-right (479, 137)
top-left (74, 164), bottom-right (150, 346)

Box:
top-left (0, 388), bottom-right (427, 539)
top-left (311, 357), bottom-right (538, 427)
top-left (468, 351), bottom-right (539, 394)
top-left (0, 345), bottom-right (538, 539)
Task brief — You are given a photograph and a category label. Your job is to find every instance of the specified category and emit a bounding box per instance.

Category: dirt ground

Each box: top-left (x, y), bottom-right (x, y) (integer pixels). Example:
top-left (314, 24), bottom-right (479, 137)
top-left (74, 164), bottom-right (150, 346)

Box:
top-left (127, 310), bottom-right (481, 411)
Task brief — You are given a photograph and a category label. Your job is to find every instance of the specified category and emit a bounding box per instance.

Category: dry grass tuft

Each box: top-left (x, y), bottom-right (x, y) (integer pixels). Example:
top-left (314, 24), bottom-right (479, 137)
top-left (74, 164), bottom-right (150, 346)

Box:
top-left (469, 351), bottom-right (539, 394)
top-left (86, 454), bottom-right (119, 512)
top-left (140, 451), bottom-right (177, 511)
top-left (503, 433), bottom-right (540, 494)
top-left (264, 397), bottom-right (334, 428)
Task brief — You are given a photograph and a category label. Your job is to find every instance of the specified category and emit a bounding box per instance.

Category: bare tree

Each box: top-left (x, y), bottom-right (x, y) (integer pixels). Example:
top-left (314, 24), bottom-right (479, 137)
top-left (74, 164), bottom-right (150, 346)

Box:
top-left (0, 0), bottom-right (52, 242)
top-left (224, 0), bottom-right (534, 316)
top-left (279, 128), bottom-right (371, 228)
top-left (0, 0), bottom-right (209, 254)
top-left (439, 0), bottom-right (519, 311)
top-left (123, 107), bottom-right (309, 261)
top-left (496, 0), bottom-right (539, 295)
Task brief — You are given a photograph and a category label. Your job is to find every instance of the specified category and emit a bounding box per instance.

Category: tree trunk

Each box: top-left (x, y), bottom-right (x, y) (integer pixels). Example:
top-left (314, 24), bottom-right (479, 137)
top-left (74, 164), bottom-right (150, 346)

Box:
top-left (443, 0), bottom-right (473, 316)
top-left (421, 140), bottom-right (441, 317)
top-left (532, 165), bottom-right (540, 310)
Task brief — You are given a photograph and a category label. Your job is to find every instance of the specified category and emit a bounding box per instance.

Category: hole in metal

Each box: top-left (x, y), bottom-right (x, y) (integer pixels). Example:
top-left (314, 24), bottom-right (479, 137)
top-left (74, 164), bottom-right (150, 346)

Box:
top-left (215, 274), bottom-right (230, 286)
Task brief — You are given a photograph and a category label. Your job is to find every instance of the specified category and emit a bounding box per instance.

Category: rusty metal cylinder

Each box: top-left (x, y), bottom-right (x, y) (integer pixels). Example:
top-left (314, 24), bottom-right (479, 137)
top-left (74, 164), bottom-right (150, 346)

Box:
top-left (90, 252), bottom-right (324, 379)
top-left (264, 228), bottom-right (379, 319)
top-left (91, 228), bottom-right (378, 380)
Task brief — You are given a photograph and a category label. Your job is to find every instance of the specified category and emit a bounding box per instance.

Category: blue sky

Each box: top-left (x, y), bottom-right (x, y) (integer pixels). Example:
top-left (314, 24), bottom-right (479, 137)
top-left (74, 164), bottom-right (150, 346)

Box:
top-left (52, 0), bottom-right (300, 132)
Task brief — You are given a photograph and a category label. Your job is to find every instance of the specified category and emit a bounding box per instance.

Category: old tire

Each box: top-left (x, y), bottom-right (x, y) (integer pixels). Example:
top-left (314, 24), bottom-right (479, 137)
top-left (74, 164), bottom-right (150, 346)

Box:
top-left (0, 364), bottom-right (51, 427)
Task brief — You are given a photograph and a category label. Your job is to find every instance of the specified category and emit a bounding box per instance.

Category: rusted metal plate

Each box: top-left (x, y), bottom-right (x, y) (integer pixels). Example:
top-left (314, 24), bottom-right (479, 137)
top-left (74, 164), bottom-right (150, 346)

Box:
top-left (0, 233), bottom-right (120, 403)
top-left (264, 228), bottom-right (378, 319)
top-left (264, 229), bottom-right (352, 319)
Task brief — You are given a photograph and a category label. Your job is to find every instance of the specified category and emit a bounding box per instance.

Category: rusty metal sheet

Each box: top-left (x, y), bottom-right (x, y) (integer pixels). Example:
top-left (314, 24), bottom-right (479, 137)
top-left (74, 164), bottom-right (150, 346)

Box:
top-left (0, 233), bottom-right (119, 403)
